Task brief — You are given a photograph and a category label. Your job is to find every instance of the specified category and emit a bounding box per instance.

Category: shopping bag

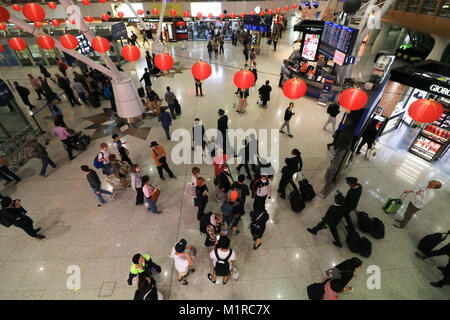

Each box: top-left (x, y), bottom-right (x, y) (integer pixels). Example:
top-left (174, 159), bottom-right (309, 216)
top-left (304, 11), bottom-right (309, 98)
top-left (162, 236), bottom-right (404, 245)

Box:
top-left (184, 183), bottom-right (196, 197)
top-left (365, 147), bottom-right (377, 161)
top-left (231, 266), bottom-right (239, 281)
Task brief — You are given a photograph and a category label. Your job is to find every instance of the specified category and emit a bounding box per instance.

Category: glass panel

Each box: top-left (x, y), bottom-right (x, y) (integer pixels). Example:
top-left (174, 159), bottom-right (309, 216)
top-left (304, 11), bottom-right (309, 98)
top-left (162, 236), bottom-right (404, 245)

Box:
top-left (29, 44), bottom-right (46, 66)
top-left (0, 101), bottom-right (30, 137)
top-left (397, 0), bottom-right (407, 10)
top-left (42, 48), bottom-right (59, 65)
top-left (0, 45), bottom-right (20, 67)
top-left (422, 0), bottom-right (438, 15)
top-left (407, 0), bottom-right (421, 12)
top-left (15, 50), bottom-right (33, 66)
top-left (439, 1), bottom-right (450, 17)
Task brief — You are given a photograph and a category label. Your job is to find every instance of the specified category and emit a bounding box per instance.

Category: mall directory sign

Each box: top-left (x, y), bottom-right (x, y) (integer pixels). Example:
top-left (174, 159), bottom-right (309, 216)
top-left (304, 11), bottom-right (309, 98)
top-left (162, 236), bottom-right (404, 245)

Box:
top-left (319, 21), bottom-right (359, 61)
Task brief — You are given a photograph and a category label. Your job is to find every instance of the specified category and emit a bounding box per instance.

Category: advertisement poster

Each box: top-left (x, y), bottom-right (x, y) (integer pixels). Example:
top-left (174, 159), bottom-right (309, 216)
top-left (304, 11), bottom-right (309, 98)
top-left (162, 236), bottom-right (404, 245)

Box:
top-left (318, 75), bottom-right (335, 106)
top-left (301, 34), bottom-right (320, 61)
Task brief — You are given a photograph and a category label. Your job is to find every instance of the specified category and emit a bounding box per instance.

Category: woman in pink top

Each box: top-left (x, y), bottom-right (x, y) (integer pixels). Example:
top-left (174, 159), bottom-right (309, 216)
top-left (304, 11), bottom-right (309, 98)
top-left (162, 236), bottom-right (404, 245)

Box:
top-left (142, 175), bottom-right (161, 215)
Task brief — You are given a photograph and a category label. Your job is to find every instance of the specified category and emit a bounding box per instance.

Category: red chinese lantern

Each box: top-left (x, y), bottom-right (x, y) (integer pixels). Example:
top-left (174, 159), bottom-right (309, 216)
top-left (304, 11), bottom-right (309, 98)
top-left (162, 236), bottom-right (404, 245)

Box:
top-left (267, 9), bottom-right (273, 15)
top-left (91, 36), bottom-right (110, 54)
top-left (37, 35), bottom-right (55, 50)
top-left (0, 6), bottom-right (11, 21)
top-left (152, 8), bottom-right (159, 16)
top-left (82, 0), bottom-right (90, 6)
top-left (121, 44), bottom-right (140, 62)
top-left (60, 34), bottom-right (79, 50)
top-left (117, 11), bottom-right (124, 18)
top-left (240, 12), bottom-right (245, 18)
top-left (197, 12), bottom-right (202, 18)
top-left (284, 5), bottom-right (290, 11)
top-left (338, 88), bottom-right (368, 111)
top-left (0, 44), bottom-right (3, 53)
top-left (250, 11), bottom-right (255, 15)
top-left (155, 53), bottom-right (174, 71)
top-left (234, 70), bottom-right (255, 90)
top-left (9, 37), bottom-right (26, 51)
top-left (48, 2), bottom-right (57, 10)
top-left (137, 9), bottom-right (144, 16)
top-left (219, 13), bottom-right (225, 19)
top-left (0, 22), bottom-right (6, 30)
top-left (230, 12), bottom-right (236, 19)
top-left (51, 19), bottom-right (60, 26)
top-left (208, 13), bottom-right (213, 19)
top-left (191, 61), bottom-right (212, 81)
top-left (283, 79), bottom-right (307, 100)
top-left (170, 9), bottom-right (176, 17)
top-left (99, 0), bottom-right (107, 3)
top-left (408, 99), bottom-right (444, 123)
top-left (85, 16), bottom-right (93, 23)
top-left (276, 7), bottom-right (282, 14)
top-left (34, 21), bottom-right (43, 29)
top-left (183, 11), bottom-right (190, 17)
top-left (293, 4), bottom-right (298, 9)
top-left (102, 13), bottom-right (109, 21)
top-left (12, 4), bottom-right (21, 12)
top-left (22, 3), bottom-right (46, 22)
top-left (260, 11), bottom-right (265, 16)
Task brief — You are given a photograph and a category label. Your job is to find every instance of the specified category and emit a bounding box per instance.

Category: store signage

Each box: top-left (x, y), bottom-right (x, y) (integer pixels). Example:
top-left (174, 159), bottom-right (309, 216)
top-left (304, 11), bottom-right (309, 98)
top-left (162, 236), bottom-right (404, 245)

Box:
top-left (318, 75), bottom-right (335, 106)
top-left (345, 56), bottom-right (356, 64)
top-left (429, 84), bottom-right (450, 98)
top-left (111, 22), bottom-right (128, 41)
top-left (0, 79), bottom-right (14, 106)
top-left (333, 50), bottom-right (345, 66)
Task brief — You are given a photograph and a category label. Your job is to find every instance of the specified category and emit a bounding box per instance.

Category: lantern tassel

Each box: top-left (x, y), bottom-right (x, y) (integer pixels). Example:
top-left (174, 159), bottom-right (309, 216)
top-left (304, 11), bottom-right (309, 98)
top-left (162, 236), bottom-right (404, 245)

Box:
top-left (411, 122), bottom-right (421, 137)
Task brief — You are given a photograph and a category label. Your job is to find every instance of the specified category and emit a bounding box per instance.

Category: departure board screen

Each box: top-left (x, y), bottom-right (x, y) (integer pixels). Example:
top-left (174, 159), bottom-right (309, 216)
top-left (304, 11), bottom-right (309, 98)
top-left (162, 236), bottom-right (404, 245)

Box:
top-left (319, 21), bottom-right (358, 60)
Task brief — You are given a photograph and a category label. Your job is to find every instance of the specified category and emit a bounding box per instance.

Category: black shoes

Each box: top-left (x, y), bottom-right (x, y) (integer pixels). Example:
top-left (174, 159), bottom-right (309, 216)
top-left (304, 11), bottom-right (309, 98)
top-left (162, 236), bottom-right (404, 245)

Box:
top-left (35, 234), bottom-right (45, 239)
top-left (430, 282), bottom-right (443, 288)
top-left (253, 243), bottom-right (261, 250)
top-left (34, 228), bottom-right (41, 233)
top-left (332, 241), bottom-right (343, 248)
top-left (307, 228), bottom-right (317, 235)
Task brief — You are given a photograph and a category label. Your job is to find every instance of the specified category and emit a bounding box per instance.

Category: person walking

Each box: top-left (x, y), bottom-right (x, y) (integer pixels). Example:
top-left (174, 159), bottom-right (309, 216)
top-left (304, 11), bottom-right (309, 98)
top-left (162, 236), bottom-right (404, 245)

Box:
top-left (207, 41), bottom-right (213, 60)
top-left (219, 35), bottom-right (225, 55)
top-left (142, 175), bottom-right (161, 215)
top-left (26, 135), bottom-right (56, 177)
top-left (39, 65), bottom-right (56, 84)
top-left (28, 74), bottom-right (46, 100)
top-left (278, 60), bottom-right (289, 87)
top-left (150, 141), bottom-right (176, 180)
top-left (47, 101), bottom-right (66, 127)
top-left (207, 236), bottom-right (235, 285)
top-left (81, 165), bottom-right (114, 207)
top-left (394, 180), bottom-right (442, 229)
top-left (0, 157), bottom-right (21, 185)
top-left (52, 120), bottom-right (76, 160)
top-left (323, 102), bottom-right (340, 133)
top-left (249, 48), bottom-right (256, 66)
top-left (142, 30), bottom-right (149, 47)
top-left (231, 175), bottom-right (250, 206)
top-left (130, 164), bottom-right (144, 206)
top-left (279, 102), bottom-right (295, 138)
top-left (164, 86), bottom-right (177, 120)
top-left (170, 239), bottom-right (196, 285)
top-left (145, 51), bottom-right (153, 70)
top-left (213, 39), bottom-right (219, 58)
top-left (72, 78), bottom-right (89, 104)
top-left (251, 62), bottom-right (258, 85)
top-left (55, 74), bottom-right (80, 107)
top-left (134, 275), bottom-right (158, 300)
top-left (57, 60), bottom-right (68, 77)
top-left (97, 143), bottom-right (113, 182)
top-left (158, 107), bottom-right (172, 140)
top-left (192, 118), bottom-right (207, 151)
top-left (195, 177), bottom-right (209, 221)
top-left (112, 134), bottom-right (132, 166)
top-left (277, 158), bottom-right (297, 199)
top-left (13, 82), bottom-right (36, 110)
top-left (273, 32), bottom-right (279, 51)
top-left (236, 88), bottom-right (249, 113)
top-left (288, 148), bottom-right (303, 173)
top-left (416, 242), bottom-right (450, 288)
top-left (342, 177), bottom-right (362, 232)
top-left (217, 164), bottom-right (234, 201)
top-left (258, 80), bottom-right (272, 108)
top-left (217, 109), bottom-right (231, 155)
top-left (202, 212), bottom-right (224, 247)
top-left (140, 68), bottom-right (152, 89)
top-left (127, 253), bottom-right (161, 285)
top-left (0, 197), bottom-right (45, 239)
top-left (252, 175), bottom-right (271, 211)
top-left (243, 43), bottom-right (250, 66)
top-left (146, 86), bottom-right (161, 116)
top-left (355, 120), bottom-right (378, 155)
top-left (307, 194), bottom-right (347, 247)
top-left (194, 78), bottom-right (203, 97)
top-left (250, 208), bottom-right (270, 250)
top-left (236, 140), bottom-right (253, 179)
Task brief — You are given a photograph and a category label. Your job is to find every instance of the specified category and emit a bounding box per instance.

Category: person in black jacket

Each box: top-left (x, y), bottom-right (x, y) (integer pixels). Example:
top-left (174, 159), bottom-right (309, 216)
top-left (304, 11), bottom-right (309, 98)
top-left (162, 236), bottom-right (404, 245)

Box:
top-left (217, 109), bottom-right (232, 155)
top-left (250, 208), bottom-right (270, 250)
top-left (332, 257), bottom-right (363, 292)
top-left (195, 177), bottom-right (209, 221)
top-left (258, 80), bottom-right (272, 108)
top-left (81, 165), bottom-right (114, 207)
top-left (416, 242), bottom-right (450, 288)
top-left (307, 194), bottom-right (347, 247)
top-left (140, 68), bottom-right (152, 89)
top-left (134, 275), bottom-right (158, 300)
top-left (323, 102), bottom-right (340, 132)
top-left (55, 74), bottom-right (80, 107)
top-left (231, 175), bottom-right (250, 206)
top-left (341, 177), bottom-right (362, 232)
top-left (14, 82), bottom-right (36, 110)
top-left (217, 164), bottom-right (234, 201)
top-left (279, 102), bottom-right (294, 137)
top-left (355, 120), bottom-right (378, 155)
top-left (288, 148), bottom-right (303, 173)
top-left (1, 197), bottom-right (45, 239)
top-left (236, 139), bottom-right (252, 179)
top-left (192, 118), bottom-right (207, 151)
top-left (278, 157), bottom-right (297, 199)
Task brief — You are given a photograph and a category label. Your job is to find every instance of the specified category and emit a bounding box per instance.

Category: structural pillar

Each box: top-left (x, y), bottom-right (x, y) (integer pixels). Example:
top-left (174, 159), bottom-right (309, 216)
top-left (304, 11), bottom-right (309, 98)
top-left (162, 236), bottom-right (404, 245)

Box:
top-left (426, 34), bottom-right (450, 61)
top-left (371, 22), bottom-right (391, 56)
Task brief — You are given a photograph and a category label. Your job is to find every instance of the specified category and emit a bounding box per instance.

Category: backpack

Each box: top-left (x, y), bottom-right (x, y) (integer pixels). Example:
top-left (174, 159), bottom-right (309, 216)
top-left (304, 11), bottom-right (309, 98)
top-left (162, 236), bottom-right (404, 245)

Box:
top-left (221, 201), bottom-right (234, 224)
top-left (307, 278), bottom-right (330, 300)
top-left (103, 86), bottom-right (112, 99)
top-left (200, 212), bottom-right (213, 234)
top-left (250, 211), bottom-right (266, 232)
top-left (369, 217), bottom-right (385, 239)
top-left (360, 237), bottom-right (372, 257)
top-left (357, 211), bottom-right (372, 233)
top-left (418, 232), bottom-right (449, 254)
top-left (214, 248), bottom-right (233, 277)
top-left (325, 267), bottom-right (343, 280)
top-left (93, 152), bottom-right (105, 169)
top-left (0, 209), bottom-right (12, 228)
top-left (346, 230), bottom-right (362, 254)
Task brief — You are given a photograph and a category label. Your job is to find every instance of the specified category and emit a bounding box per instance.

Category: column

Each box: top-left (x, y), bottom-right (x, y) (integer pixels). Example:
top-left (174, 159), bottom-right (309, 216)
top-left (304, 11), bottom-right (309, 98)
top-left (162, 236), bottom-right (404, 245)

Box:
top-left (426, 34), bottom-right (450, 61)
top-left (371, 22), bottom-right (391, 56)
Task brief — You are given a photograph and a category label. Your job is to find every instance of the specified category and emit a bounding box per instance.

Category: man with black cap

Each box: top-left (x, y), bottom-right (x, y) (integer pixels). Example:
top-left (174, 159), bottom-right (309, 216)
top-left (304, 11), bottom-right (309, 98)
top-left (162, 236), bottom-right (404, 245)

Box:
top-left (170, 239), bottom-right (196, 285)
top-left (127, 253), bottom-right (161, 285)
top-left (342, 177), bottom-right (362, 232)
top-left (0, 197), bottom-right (45, 239)
top-left (307, 194), bottom-right (347, 247)
top-left (150, 141), bottom-right (176, 180)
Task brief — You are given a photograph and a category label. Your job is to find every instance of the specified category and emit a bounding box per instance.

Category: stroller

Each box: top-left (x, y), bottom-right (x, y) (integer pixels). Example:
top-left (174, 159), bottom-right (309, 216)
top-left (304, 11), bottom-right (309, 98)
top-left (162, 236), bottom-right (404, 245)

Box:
top-left (67, 130), bottom-right (91, 152)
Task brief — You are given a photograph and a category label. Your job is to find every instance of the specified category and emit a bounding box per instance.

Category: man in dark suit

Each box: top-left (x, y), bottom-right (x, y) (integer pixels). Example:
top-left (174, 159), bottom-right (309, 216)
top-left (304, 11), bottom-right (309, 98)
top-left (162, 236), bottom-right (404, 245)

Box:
top-left (307, 194), bottom-right (347, 247)
top-left (217, 109), bottom-right (230, 155)
top-left (277, 157), bottom-right (297, 199)
top-left (1, 197), bottom-right (45, 239)
top-left (342, 177), bottom-right (362, 232)
top-left (140, 68), bottom-right (152, 89)
top-left (416, 241), bottom-right (450, 288)
top-left (14, 82), bottom-right (36, 110)
top-left (258, 80), bottom-right (272, 108)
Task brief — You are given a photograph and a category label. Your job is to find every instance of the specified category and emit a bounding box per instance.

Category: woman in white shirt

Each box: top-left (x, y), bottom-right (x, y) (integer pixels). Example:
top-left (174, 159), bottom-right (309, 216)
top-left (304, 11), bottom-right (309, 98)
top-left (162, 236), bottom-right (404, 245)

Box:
top-left (253, 175), bottom-right (271, 212)
top-left (170, 239), bottom-right (195, 285)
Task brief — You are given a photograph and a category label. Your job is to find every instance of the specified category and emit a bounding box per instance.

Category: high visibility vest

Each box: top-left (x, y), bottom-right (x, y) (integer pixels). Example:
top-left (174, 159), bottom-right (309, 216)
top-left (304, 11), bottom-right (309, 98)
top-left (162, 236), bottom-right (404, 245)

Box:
top-left (129, 254), bottom-right (150, 275)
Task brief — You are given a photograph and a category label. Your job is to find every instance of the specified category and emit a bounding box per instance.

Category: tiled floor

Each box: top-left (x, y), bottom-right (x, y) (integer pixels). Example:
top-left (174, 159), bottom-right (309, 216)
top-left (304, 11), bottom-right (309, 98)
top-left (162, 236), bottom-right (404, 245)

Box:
top-left (0, 26), bottom-right (449, 300)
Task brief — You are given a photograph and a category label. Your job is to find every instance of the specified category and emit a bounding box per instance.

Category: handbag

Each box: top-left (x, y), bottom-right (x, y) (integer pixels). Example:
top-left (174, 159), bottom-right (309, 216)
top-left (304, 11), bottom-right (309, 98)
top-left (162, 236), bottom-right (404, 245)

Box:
top-left (150, 186), bottom-right (160, 202)
top-left (153, 149), bottom-right (166, 164)
top-left (184, 183), bottom-right (196, 197)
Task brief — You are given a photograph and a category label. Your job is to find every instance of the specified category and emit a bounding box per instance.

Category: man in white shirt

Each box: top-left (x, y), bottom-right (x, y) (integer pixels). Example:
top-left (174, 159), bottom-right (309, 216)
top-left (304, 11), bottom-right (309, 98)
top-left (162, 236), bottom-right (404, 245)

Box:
top-left (169, 239), bottom-right (195, 285)
top-left (98, 143), bottom-right (112, 181)
top-left (208, 236), bottom-right (236, 285)
top-left (394, 180), bottom-right (442, 229)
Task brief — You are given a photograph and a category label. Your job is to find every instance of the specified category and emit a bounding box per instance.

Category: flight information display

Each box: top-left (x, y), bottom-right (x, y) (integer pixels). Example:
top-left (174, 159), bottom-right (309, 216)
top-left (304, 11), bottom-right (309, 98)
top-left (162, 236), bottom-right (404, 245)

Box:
top-left (319, 21), bottom-right (358, 60)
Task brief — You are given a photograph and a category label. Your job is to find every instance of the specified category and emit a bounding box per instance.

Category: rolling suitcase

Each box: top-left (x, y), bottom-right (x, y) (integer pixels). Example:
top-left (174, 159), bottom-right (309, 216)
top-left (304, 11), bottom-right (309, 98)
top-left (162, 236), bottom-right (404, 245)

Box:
top-left (369, 217), bottom-right (385, 239)
top-left (383, 192), bottom-right (407, 214)
top-left (346, 229), bottom-right (362, 254)
top-left (288, 183), bottom-right (305, 213)
top-left (417, 232), bottom-right (449, 254)
top-left (357, 211), bottom-right (372, 233)
top-left (360, 237), bottom-right (372, 257)
top-left (298, 172), bottom-right (316, 201)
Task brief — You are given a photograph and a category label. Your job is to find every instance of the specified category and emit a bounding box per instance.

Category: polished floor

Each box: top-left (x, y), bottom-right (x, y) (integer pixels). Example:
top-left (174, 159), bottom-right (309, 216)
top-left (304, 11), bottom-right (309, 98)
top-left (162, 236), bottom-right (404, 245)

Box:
top-left (0, 28), bottom-right (449, 300)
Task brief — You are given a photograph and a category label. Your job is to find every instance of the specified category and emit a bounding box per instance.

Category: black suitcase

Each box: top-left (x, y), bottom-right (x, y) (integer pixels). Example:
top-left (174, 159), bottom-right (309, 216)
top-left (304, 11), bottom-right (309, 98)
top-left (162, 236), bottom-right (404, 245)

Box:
top-left (298, 173), bottom-right (315, 201)
top-left (370, 217), bottom-right (385, 239)
top-left (88, 94), bottom-right (101, 108)
top-left (357, 211), bottom-right (372, 233)
top-left (289, 186), bottom-right (305, 213)
top-left (174, 99), bottom-right (181, 115)
top-left (360, 237), bottom-right (372, 257)
top-left (346, 230), bottom-right (362, 254)
top-left (418, 232), bottom-right (449, 254)
top-left (138, 87), bottom-right (145, 98)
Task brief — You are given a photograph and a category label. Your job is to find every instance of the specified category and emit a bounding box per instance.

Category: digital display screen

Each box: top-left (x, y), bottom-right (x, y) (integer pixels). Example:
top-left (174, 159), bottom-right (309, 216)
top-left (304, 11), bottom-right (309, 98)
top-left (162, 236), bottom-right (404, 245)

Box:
top-left (319, 21), bottom-right (357, 59)
top-left (75, 34), bottom-right (92, 55)
top-left (301, 34), bottom-right (320, 61)
top-left (190, 2), bottom-right (222, 17)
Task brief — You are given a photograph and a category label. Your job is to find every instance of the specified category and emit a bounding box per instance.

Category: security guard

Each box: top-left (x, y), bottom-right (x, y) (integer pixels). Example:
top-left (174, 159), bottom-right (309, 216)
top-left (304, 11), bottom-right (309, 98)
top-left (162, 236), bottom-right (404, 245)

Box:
top-left (127, 253), bottom-right (161, 285)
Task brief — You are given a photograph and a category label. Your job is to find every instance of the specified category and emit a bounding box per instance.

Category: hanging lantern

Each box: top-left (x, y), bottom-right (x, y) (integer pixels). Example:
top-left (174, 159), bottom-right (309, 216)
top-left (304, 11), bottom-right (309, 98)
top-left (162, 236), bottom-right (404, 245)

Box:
top-left (408, 99), bottom-right (444, 123)
top-left (267, 9), bottom-right (273, 15)
top-left (219, 13), bottom-right (225, 19)
top-left (82, 0), bottom-right (90, 6)
top-left (0, 22), bottom-right (6, 30)
top-left (37, 35), bottom-right (55, 50)
top-left (338, 88), bottom-right (368, 111)
top-left (240, 12), bottom-right (245, 18)
top-left (230, 12), bottom-right (236, 19)
top-left (22, 3), bottom-right (46, 22)
top-left (101, 13), bottom-right (109, 21)
top-left (152, 8), bottom-right (159, 15)
top-left (283, 78), bottom-right (307, 100)
top-left (121, 44), bottom-right (140, 62)
top-left (183, 10), bottom-right (190, 17)
top-left (170, 9), bottom-right (176, 17)
top-left (197, 12), bottom-right (202, 18)
top-left (12, 4), bottom-right (21, 12)
top-left (48, 2), bottom-right (57, 10)
top-left (284, 5), bottom-right (290, 11)
top-left (191, 61), bottom-right (212, 81)
top-left (155, 53), bottom-right (174, 71)
top-left (234, 70), bottom-right (255, 90)
top-left (137, 9), bottom-right (144, 16)
top-left (293, 4), bottom-right (298, 9)
top-left (259, 11), bottom-right (265, 16)
top-left (91, 36), bottom-right (110, 54)
top-left (250, 11), bottom-right (255, 15)
top-left (0, 7), bottom-right (11, 22)
top-left (51, 19), bottom-right (60, 26)
top-left (34, 21), bottom-right (43, 29)
top-left (60, 34), bottom-right (79, 50)
top-left (99, 0), bottom-right (107, 3)
top-left (0, 44), bottom-right (3, 53)
top-left (207, 13), bottom-right (213, 19)
top-left (276, 7), bottom-right (282, 14)
top-left (9, 37), bottom-right (27, 51)
top-left (117, 11), bottom-right (124, 18)
top-left (85, 16), bottom-right (93, 23)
